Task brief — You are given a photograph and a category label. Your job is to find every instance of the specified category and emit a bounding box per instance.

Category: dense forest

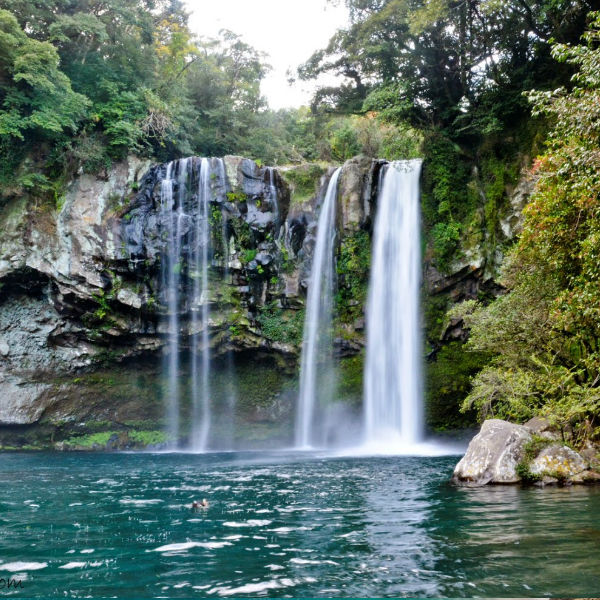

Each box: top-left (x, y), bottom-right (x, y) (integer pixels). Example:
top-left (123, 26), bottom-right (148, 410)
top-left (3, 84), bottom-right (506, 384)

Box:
top-left (1, 0), bottom-right (600, 442)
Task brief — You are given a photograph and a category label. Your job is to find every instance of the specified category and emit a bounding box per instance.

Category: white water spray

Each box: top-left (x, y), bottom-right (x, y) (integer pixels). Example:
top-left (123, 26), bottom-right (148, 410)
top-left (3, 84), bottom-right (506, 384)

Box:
top-left (363, 159), bottom-right (424, 451)
top-left (296, 168), bottom-right (341, 448)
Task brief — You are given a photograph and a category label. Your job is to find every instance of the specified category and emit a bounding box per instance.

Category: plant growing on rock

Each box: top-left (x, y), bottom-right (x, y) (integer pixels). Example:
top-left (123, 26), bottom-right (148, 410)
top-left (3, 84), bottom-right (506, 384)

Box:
top-left (458, 16), bottom-right (600, 446)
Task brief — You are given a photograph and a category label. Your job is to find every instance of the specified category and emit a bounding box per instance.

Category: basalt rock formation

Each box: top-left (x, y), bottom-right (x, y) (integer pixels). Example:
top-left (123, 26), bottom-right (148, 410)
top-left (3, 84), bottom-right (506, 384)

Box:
top-left (0, 155), bottom-right (379, 449)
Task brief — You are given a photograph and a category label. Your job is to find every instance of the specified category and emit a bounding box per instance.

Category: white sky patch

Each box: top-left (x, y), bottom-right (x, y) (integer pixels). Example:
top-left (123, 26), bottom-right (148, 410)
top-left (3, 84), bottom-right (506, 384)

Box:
top-left (184, 0), bottom-right (349, 109)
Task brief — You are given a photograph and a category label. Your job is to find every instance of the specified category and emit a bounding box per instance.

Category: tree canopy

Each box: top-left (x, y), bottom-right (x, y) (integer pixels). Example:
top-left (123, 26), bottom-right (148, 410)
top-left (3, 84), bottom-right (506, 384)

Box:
top-left (456, 14), bottom-right (600, 443)
top-left (0, 0), bottom-right (322, 195)
top-left (300, 0), bottom-right (596, 137)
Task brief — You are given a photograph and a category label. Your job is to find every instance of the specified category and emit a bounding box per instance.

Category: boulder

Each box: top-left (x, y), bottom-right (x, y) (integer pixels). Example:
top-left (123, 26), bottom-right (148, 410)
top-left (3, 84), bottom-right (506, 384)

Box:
top-left (529, 444), bottom-right (587, 479)
top-left (570, 470), bottom-right (600, 484)
top-left (452, 419), bottom-right (532, 486)
top-left (534, 475), bottom-right (559, 487)
top-left (579, 447), bottom-right (600, 470)
top-left (337, 156), bottom-right (373, 233)
top-left (524, 416), bottom-right (560, 440)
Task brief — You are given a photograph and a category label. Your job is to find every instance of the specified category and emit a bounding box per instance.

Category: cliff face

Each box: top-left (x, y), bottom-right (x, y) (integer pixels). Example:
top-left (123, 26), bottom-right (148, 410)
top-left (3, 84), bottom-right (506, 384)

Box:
top-left (0, 155), bottom-right (379, 449)
top-left (0, 153), bottom-right (533, 449)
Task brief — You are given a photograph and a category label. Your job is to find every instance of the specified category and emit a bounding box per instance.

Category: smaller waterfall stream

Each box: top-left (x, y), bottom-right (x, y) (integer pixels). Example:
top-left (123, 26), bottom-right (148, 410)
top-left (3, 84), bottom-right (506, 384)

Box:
top-left (158, 157), bottom-right (233, 451)
top-left (363, 159), bottom-right (424, 451)
top-left (160, 161), bottom-right (179, 443)
top-left (266, 167), bottom-right (280, 232)
top-left (296, 168), bottom-right (341, 448)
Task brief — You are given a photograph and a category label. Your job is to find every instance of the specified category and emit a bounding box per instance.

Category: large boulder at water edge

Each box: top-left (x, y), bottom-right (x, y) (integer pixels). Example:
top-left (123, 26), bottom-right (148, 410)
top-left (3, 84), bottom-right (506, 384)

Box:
top-left (452, 419), bottom-right (531, 486)
top-left (529, 444), bottom-right (587, 479)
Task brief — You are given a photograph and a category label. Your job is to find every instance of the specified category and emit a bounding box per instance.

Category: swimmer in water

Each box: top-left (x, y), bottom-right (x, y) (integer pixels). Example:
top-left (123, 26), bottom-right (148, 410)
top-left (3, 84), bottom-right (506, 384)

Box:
top-left (191, 499), bottom-right (208, 512)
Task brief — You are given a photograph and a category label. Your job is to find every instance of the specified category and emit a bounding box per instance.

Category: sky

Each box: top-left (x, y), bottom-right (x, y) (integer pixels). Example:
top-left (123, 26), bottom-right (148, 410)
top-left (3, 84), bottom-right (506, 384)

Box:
top-left (183, 0), bottom-right (349, 109)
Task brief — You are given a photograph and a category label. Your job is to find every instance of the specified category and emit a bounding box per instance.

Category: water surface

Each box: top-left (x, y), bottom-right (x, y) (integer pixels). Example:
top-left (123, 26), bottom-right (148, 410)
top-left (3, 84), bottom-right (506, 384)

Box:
top-left (0, 452), bottom-right (599, 597)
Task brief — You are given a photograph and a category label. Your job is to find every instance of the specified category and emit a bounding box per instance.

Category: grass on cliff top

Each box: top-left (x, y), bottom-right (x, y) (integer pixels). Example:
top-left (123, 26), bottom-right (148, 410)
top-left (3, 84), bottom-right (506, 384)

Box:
top-left (280, 163), bottom-right (327, 206)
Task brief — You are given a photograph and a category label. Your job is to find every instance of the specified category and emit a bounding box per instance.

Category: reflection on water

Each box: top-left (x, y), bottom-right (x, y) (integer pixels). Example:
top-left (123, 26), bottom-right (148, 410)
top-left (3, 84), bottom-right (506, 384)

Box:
top-left (0, 452), bottom-right (599, 597)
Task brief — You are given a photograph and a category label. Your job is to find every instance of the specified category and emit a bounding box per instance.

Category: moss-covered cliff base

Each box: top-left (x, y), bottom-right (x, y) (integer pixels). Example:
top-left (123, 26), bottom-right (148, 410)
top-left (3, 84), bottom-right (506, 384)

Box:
top-left (0, 351), bottom-right (302, 451)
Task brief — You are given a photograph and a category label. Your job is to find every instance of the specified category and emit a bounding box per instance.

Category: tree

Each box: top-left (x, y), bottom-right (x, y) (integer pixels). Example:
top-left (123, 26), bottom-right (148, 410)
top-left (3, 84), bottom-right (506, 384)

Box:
top-left (0, 9), bottom-right (88, 141)
top-left (459, 14), bottom-right (600, 444)
top-left (299, 0), bottom-right (596, 134)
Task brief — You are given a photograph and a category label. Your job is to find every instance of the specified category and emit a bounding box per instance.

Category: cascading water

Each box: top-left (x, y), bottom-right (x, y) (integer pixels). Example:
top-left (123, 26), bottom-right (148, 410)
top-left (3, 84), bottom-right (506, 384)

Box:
top-left (160, 161), bottom-right (179, 443)
top-left (266, 167), bottom-right (280, 233)
top-left (363, 159), bottom-right (424, 450)
top-left (159, 157), bottom-right (232, 451)
top-left (296, 168), bottom-right (341, 449)
top-left (189, 158), bottom-right (213, 451)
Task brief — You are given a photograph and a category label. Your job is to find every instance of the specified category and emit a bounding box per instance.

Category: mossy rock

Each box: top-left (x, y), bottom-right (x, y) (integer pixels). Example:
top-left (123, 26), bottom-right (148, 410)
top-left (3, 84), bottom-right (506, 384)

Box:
top-left (280, 163), bottom-right (326, 206)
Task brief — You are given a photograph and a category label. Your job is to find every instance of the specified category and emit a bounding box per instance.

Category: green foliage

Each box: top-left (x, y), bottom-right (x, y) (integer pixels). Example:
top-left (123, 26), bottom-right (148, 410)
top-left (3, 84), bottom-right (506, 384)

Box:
top-left (516, 436), bottom-right (554, 483)
top-left (329, 120), bottom-right (361, 161)
top-left (256, 303), bottom-right (304, 345)
top-left (63, 431), bottom-right (117, 448)
top-left (301, 0), bottom-right (587, 132)
top-left (430, 222), bottom-right (461, 272)
top-left (337, 354), bottom-right (364, 405)
top-left (281, 163), bottom-right (326, 205)
top-left (231, 219), bottom-right (253, 252)
top-left (335, 230), bottom-right (371, 323)
top-left (422, 293), bottom-right (449, 350)
top-left (0, 10), bottom-right (89, 142)
top-left (458, 15), bottom-right (600, 446)
top-left (0, 2), bottom-right (334, 196)
top-left (279, 244), bottom-right (295, 274)
top-left (227, 192), bottom-right (248, 203)
top-left (515, 461), bottom-right (541, 484)
top-left (240, 249), bottom-right (257, 264)
top-left (425, 342), bottom-right (491, 431)
top-left (128, 430), bottom-right (168, 446)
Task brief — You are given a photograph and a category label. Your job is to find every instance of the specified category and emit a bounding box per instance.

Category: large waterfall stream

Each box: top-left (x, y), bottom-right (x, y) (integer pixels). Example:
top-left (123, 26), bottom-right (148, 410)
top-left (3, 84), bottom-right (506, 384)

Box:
top-left (190, 158), bottom-right (213, 452)
top-left (296, 168), bottom-right (341, 448)
top-left (363, 159), bottom-right (424, 451)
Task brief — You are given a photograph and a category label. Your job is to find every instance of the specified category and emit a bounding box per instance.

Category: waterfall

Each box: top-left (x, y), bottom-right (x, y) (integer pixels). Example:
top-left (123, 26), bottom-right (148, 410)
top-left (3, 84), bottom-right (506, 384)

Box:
top-left (296, 168), bottom-right (341, 449)
top-left (190, 158), bottom-right (213, 451)
top-left (160, 161), bottom-right (179, 443)
top-left (219, 163), bottom-right (238, 451)
top-left (159, 157), bottom-right (230, 450)
top-left (363, 159), bottom-right (424, 449)
top-left (266, 167), bottom-right (280, 233)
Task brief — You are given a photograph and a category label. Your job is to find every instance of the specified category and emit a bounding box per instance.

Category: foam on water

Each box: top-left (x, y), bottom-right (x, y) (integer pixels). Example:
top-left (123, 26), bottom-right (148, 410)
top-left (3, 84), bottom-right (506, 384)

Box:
top-left (223, 520), bottom-right (271, 528)
top-left (152, 541), bottom-right (233, 553)
top-left (119, 498), bottom-right (163, 506)
top-left (59, 562), bottom-right (87, 569)
top-left (0, 562), bottom-right (47, 572)
top-left (339, 435), bottom-right (467, 457)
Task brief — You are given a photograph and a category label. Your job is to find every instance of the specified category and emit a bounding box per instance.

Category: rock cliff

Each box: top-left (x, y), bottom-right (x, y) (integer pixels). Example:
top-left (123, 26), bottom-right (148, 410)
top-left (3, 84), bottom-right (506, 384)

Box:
top-left (0, 155), bottom-right (378, 449)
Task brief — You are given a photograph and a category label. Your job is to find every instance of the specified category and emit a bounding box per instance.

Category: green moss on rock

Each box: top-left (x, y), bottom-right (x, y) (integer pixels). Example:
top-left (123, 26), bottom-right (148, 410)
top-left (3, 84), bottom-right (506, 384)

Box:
top-left (280, 163), bottom-right (326, 206)
top-left (256, 303), bottom-right (304, 345)
top-left (425, 341), bottom-right (491, 431)
top-left (336, 230), bottom-right (371, 324)
top-left (337, 353), bottom-right (364, 406)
